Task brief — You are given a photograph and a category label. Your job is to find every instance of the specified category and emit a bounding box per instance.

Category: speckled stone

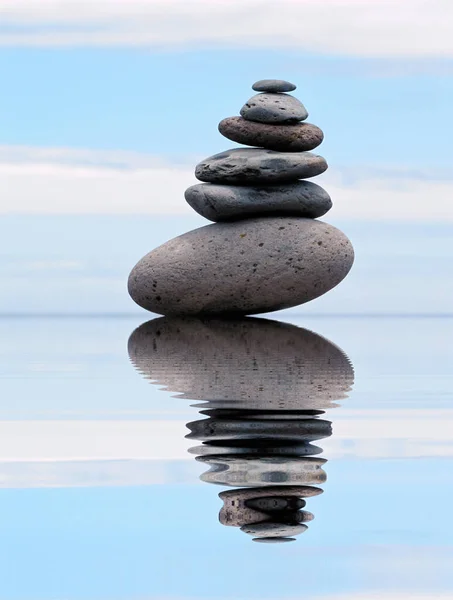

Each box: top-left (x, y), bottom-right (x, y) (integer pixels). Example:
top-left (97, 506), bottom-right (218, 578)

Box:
top-left (195, 148), bottom-right (327, 185)
top-left (127, 217), bottom-right (354, 316)
top-left (252, 79), bottom-right (296, 93)
top-left (241, 522), bottom-right (308, 538)
top-left (185, 181), bottom-right (332, 222)
top-left (218, 117), bottom-right (323, 152)
top-left (241, 93), bottom-right (308, 124)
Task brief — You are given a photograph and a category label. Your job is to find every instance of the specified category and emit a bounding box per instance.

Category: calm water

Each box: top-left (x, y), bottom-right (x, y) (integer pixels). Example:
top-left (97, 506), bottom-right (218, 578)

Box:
top-left (0, 315), bottom-right (452, 599)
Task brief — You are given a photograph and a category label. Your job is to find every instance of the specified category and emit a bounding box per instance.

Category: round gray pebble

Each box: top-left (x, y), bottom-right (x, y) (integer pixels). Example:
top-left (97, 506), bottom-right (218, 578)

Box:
top-left (252, 79), bottom-right (296, 92)
top-left (241, 93), bottom-right (308, 124)
top-left (195, 148), bottom-right (327, 185)
top-left (127, 217), bottom-right (354, 316)
top-left (184, 181), bottom-right (332, 222)
top-left (219, 116), bottom-right (323, 152)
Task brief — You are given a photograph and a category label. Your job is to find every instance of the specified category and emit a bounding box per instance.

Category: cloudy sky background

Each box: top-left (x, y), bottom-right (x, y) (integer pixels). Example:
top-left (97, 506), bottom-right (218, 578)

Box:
top-left (0, 0), bottom-right (452, 314)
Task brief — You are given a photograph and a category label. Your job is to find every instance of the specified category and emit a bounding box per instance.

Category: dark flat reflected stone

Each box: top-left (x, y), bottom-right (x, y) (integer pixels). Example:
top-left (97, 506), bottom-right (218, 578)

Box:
top-left (245, 496), bottom-right (306, 511)
top-left (186, 417), bottom-right (332, 441)
top-left (241, 521), bottom-right (308, 537)
top-left (188, 441), bottom-right (323, 457)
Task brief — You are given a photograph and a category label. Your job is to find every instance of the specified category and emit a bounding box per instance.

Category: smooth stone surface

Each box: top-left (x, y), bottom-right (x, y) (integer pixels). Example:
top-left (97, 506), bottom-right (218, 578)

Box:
top-left (252, 79), bottom-right (296, 92)
top-left (241, 93), bottom-right (308, 124)
top-left (241, 522), bottom-right (308, 538)
top-left (185, 181), bottom-right (332, 222)
top-left (128, 217), bottom-right (354, 316)
top-left (219, 117), bottom-right (323, 152)
top-left (195, 149), bottom-right (327, 185)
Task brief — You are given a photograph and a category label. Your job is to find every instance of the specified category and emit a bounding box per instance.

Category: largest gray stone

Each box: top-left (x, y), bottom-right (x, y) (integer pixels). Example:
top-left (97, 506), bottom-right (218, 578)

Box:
top-left (127, 217), bottom-right (354, 316)
top-left (184, 181), bottom-right (332, 222)
top-left (241, 93), bottom-right (308, 124)
top-left (195, 148), bottom-right (327, 185)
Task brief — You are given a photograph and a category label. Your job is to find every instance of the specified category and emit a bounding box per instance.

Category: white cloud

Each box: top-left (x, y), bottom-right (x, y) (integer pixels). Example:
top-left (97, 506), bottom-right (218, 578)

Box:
top-left (0, 0), bottom-right (451, 57)
top-left (0, 145), bottom-right (451, 221)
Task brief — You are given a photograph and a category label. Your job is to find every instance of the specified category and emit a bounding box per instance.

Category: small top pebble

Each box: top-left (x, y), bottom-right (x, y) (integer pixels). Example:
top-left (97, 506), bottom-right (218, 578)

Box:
top-left (252, 79), bottom-right (296, 93)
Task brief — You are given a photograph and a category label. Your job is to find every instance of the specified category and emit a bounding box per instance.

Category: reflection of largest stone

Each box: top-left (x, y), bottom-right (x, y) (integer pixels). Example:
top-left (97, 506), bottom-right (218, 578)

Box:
top-left (128, 317), bottom-right (354, 411)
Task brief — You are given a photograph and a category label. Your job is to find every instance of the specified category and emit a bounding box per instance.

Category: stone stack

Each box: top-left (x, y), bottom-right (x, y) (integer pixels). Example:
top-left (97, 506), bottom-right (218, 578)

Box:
top-left (128, 79), bottom-right (354, 317)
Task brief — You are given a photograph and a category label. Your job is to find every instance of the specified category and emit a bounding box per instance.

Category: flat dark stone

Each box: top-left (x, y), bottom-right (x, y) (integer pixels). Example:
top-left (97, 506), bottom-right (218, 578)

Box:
top-left (195, 148), bottom-right (327, 185)
top-left (218, 116), bottom-right (323, 152)
top-left (185, 181), bottom-right (332, 222)
top-left (252, 79), bottom-right (296, 92)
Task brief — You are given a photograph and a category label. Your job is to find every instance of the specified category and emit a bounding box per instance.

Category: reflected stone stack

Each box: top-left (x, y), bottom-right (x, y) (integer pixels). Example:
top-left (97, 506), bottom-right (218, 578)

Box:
top-left (128, 79), bottom-right (354, 316)
top-left (128, 317), bottom-right (355, 543)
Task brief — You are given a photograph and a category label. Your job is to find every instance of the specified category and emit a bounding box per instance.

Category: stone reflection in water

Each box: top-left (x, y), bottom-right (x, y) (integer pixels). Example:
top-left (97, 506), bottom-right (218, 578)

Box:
top-left (128, 317), bottom-right (354, 543)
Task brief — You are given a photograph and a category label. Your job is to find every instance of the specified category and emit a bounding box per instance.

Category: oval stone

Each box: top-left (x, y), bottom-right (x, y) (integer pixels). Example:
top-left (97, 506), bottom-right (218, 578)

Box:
top-left (185, 181), bottom-right (332, 222)
top-left (252, 79), bottom-right (296, 93)
top-left (195, 148), bottom-right (327, 185)
top-left (218, 116), bottom-right (323, 152)
top-left (127, 217), bottom-right (354, 316)
top-left (241, 93), bottom-right (308, 123)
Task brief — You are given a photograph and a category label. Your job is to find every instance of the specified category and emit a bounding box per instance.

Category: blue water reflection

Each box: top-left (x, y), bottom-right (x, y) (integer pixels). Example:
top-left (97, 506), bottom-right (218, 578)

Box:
top-left (0, 315), bottom-right (452, 599)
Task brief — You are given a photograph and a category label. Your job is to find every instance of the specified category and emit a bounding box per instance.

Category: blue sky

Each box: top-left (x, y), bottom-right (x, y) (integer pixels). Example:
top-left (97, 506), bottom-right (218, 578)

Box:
top-left (0, 0), bottom-right (451, 313)
top-left (0, 47), bottom-right (451, 170)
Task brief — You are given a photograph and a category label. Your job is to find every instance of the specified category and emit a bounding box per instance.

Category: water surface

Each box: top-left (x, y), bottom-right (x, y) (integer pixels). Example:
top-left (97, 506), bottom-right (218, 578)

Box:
top-left (0, 315), bottom-right (452, 599)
